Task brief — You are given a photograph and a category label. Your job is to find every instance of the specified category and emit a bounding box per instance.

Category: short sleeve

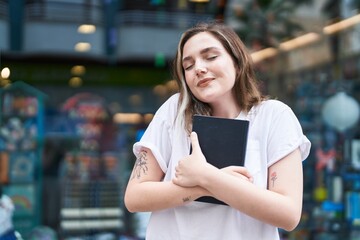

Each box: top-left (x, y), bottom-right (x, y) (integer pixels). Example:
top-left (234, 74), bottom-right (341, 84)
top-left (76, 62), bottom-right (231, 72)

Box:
top-left (133, 94), bottom-right (179, 173)
top-left (267, 103), bottom-right (311, 166)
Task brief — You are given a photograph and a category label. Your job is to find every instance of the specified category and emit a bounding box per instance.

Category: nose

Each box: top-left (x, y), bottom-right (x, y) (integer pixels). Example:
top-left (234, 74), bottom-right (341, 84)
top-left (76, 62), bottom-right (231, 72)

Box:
top-left (195, 64), bottom-right (207, 75)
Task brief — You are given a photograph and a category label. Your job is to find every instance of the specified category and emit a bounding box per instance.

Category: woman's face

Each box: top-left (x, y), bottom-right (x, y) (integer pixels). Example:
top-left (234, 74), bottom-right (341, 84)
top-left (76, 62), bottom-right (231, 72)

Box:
top-left (182, 32), bottom-right (237, 106)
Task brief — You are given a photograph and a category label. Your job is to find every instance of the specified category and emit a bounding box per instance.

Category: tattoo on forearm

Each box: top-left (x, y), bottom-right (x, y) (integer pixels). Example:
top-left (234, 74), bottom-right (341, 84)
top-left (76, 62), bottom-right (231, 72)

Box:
top-left (131, 150), bottom-right (149, 179)
top-left (270, 171), bottom-right (277, 187)
top-left (182, 196), bottom-right (191, 203)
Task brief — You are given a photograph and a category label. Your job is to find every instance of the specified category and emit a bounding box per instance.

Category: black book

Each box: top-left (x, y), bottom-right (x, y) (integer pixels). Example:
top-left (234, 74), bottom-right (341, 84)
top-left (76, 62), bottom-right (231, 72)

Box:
top-left (191, 115), bottom-right (249, 205)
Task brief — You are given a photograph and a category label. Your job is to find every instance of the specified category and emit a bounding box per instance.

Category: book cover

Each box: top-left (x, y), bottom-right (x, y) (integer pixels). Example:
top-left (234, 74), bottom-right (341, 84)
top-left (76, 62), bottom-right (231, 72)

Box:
top-left (191, 115), bottom-right (249, 205)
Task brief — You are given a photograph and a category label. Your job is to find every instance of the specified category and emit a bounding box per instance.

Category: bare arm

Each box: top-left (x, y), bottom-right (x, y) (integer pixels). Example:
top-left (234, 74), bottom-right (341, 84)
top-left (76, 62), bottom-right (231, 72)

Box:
top-left (173, 132), bottom-right (303, 231)
top-left (124, 147), bottom-right (210, 213)
top-left (199, 149), bottom-right (302, 231)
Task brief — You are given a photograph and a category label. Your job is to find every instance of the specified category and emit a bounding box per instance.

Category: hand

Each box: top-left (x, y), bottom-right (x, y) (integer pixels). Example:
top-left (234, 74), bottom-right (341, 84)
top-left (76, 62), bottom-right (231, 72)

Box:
top-left (221, 166), bottom-right (253, 183)
top-left (173, 132), bottom-right (208, 187)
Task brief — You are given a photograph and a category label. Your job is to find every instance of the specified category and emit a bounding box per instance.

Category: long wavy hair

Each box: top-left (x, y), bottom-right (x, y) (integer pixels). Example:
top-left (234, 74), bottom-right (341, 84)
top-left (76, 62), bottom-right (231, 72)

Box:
top-left (173, 21), bottom-right (265, 134)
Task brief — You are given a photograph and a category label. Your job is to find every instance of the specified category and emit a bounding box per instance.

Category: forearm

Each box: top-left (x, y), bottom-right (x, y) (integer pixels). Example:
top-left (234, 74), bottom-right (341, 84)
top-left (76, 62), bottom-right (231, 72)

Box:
top-left (200, 164), bottom-right (302, 231)
top-left (124, 180), bottom-right (209, 213)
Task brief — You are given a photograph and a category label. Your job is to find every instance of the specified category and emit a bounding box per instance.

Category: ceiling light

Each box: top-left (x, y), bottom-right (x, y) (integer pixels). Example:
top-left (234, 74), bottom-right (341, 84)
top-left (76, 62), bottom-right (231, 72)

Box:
top-left (75, 42), bottom-right (91, 52)
top-left (113, 113), bottom-right (143, 124)
top-left (1, 67), bottom-right (10, 79)
top-left (71, 65), bottom-right (86, 76)
top-left (78, 24), bottom-right (96, 34)
top-left (69, 77), bottom-right (82, 87)
top-left (189, 0), bottom-right (209, 2)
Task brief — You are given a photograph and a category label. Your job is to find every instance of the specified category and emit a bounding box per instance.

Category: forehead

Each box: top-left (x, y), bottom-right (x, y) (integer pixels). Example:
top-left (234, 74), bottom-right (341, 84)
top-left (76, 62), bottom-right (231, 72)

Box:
top-left (183, 32), bottom-right (224, 56)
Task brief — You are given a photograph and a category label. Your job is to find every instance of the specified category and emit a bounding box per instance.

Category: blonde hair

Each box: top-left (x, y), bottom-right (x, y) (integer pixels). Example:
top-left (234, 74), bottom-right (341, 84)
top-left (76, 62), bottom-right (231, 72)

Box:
top-left (173, 21), bottom-right (265, 133)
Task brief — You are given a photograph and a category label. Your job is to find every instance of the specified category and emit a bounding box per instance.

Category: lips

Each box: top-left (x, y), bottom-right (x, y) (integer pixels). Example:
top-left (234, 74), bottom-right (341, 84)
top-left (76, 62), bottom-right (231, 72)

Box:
top-left (197, 78), bottom-right (214, 87)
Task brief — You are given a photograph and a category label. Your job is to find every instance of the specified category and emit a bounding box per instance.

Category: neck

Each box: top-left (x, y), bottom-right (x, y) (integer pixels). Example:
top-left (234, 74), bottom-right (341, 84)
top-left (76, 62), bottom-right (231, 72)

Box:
top-left (211, 104), bottom-right (241, 119)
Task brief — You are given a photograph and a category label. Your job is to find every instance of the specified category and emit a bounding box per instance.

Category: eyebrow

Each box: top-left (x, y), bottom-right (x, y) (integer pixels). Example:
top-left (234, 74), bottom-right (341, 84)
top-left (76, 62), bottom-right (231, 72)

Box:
top-left (182, 47), bottom-right (221, 63)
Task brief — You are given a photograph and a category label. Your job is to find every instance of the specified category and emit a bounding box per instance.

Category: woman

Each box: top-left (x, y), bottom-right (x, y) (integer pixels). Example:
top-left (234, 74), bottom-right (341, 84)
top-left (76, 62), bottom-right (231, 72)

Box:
top-left (124, 22), bottom-right (311, 240)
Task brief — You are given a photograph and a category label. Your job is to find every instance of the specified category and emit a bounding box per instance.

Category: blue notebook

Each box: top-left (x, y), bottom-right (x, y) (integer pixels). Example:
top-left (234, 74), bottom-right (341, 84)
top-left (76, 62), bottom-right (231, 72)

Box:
top-left (191, 115), bottom-right (249, 205)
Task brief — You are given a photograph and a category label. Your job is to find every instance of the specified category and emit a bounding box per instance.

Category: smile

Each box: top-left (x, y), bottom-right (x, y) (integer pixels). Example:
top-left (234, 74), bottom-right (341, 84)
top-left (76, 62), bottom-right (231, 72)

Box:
top-left (197, 78), bottom-right (213, 87)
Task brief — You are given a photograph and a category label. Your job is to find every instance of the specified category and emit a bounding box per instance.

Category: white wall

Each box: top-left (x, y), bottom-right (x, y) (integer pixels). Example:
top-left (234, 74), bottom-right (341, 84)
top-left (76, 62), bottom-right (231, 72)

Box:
top-left (24, 22), bottom-right (104, 56)
top-left (117, 26), bottom-right (182, 59)
top-left (20, 21), bottom-right (187, 60)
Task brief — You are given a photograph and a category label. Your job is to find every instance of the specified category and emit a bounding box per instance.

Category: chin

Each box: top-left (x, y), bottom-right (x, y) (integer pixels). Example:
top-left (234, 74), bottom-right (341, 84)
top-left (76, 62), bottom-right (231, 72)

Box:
top-left (197, 96), bottom-right (216, 104)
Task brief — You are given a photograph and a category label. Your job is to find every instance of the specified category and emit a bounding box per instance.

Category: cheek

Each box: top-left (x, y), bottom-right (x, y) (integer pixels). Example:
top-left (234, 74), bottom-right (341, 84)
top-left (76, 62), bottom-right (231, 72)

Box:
top-left (223, 66), bottom-right (237, 84)
top-left (184, 72), bottom-right (195, 87)
top-left (228, 72), bottom-right (237, 84)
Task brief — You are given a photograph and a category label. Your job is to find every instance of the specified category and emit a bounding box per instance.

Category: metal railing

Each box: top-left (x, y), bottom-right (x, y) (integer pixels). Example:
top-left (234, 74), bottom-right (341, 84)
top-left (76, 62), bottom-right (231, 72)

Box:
top-left (117, 10), bottom-right (214, 28)
top-left (24, 1), bottom-right (214, 28)
top-left (25, 1), bottom-right (103, 25)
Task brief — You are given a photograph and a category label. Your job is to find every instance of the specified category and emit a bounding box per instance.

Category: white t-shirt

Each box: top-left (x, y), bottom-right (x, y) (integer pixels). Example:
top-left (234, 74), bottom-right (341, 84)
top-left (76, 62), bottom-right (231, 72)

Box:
top-left (133, 93), bottom-right (311, 240)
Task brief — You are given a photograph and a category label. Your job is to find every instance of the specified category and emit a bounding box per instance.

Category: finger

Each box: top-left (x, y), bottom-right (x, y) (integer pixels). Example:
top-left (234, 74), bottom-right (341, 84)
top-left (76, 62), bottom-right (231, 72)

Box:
top-left (172, 178), bottom-right (179, 185)
top-left (190, 132), bottom-right (202, 154)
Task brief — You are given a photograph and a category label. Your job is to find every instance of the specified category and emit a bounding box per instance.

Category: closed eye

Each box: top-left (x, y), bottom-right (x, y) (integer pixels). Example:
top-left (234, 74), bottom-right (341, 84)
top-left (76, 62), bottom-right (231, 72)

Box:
top-left (184, 64), bottom-right (194, 71)
top-left (207, 55), bottom-right (217, 60)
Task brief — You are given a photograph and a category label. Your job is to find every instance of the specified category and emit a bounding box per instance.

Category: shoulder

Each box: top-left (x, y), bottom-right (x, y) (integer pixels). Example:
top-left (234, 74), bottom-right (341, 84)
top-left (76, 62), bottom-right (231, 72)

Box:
top-left (157, 93), bottom-right (180, 111)
top-left (254, 99), bottom-right (291, 116)
top-left (246, 99), bottom-right (296, 124)
top-left (261, 99), bottom-right (289, 109)
top-left (166, 93), bottom-right (180, 105)
top-left (152, 93), bottom-right (180, 123)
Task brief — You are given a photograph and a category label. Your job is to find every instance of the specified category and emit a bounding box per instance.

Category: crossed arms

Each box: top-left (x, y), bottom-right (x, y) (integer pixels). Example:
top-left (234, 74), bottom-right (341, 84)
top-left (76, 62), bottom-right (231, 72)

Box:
top-left (124, 132), bottom-right (303, 231)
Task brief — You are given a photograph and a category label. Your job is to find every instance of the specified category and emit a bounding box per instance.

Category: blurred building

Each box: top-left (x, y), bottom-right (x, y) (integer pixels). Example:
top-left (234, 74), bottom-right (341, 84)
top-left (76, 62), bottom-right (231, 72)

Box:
top-left (0, 0), bottom-right (360, 239)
